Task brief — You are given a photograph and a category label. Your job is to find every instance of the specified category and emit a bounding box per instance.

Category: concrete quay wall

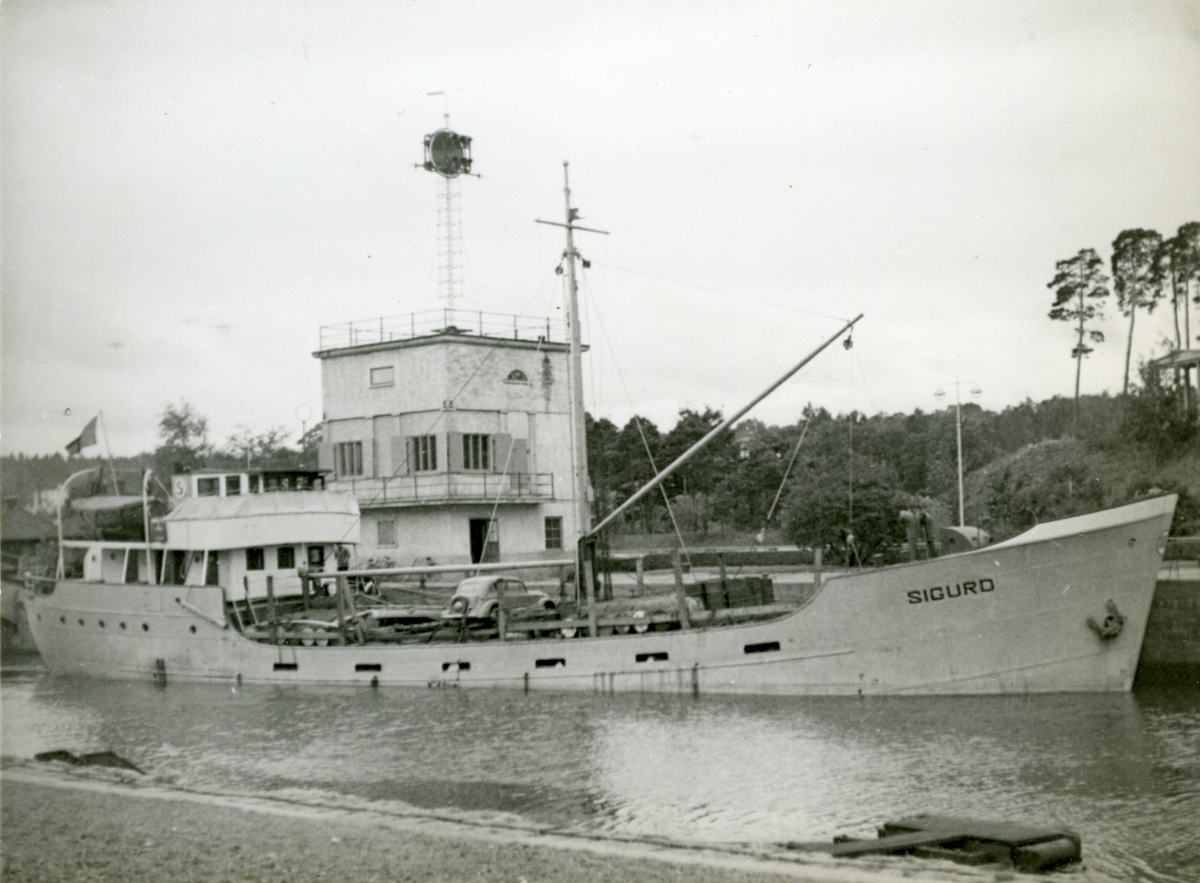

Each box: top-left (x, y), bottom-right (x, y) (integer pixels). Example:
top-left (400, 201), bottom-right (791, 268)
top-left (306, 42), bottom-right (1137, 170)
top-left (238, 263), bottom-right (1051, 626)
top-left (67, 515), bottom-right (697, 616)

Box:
top-left (1136, 568), bottom-right (1200, 686)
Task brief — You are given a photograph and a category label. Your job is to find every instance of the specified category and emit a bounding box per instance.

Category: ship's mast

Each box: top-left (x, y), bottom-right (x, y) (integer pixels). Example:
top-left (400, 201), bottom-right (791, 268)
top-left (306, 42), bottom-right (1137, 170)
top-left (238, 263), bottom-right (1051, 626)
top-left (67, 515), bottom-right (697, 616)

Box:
top-left (563, 164), bottom-right (591, 545)
top-left (536, 162), bottom-right (607, 595)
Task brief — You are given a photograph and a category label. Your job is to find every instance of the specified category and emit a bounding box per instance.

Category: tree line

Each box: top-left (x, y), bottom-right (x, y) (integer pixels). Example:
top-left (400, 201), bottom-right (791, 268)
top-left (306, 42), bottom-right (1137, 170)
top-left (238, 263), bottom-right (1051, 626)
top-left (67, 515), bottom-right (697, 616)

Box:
top-left (5, 368), bottom-right (1196, 561)
top-left (589, 377), bottom-right (1196, 561)
top-left (1049, 221), bottom-right (1199, 434)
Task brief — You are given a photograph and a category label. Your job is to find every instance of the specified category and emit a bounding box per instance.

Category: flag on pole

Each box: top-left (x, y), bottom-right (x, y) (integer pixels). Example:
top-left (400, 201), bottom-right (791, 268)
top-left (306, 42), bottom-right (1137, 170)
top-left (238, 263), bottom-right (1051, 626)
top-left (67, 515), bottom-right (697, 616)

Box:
top-left (65, 417), bottom-right (98, 455)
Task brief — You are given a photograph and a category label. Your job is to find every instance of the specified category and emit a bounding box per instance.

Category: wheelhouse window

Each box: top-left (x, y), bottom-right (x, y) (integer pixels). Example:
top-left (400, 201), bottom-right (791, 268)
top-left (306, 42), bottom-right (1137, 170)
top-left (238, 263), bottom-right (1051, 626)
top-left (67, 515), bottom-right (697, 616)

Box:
top-left (197, 477), bottom-right (220, 497)
top-left (544, 516), bottom-right (563, 550)
top-left (463, 434), bottom-right (490, 471)
top-left (307, 546), bottom-right (326, 570)
top-left (411, 435), bottom-right (437, 472)
top-left (205, 551), bottom-right (220, 586)
top-left (246, 548), bottom-right (265, 571)
top-left (277, 546), bottom-right (295, 569)
top-left (163, 550), bottom-right (190, 585)
top-left (62, 547), bottom-right (86, 579)
top-left (377, 520), bottom-right (397, 547)
top-left (124, 549), bottom-right (147, 584)
top-left (335, 441), bottom-right (363, 477)
top-left (370, 366), bottom-right (394, 387)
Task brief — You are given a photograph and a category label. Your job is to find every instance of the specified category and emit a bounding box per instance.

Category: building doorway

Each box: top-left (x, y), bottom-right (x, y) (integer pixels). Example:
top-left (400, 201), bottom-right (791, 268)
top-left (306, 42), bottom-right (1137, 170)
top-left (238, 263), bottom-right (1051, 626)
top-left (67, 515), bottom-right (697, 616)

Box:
top-left (469, 519), bottom-right (499, 564)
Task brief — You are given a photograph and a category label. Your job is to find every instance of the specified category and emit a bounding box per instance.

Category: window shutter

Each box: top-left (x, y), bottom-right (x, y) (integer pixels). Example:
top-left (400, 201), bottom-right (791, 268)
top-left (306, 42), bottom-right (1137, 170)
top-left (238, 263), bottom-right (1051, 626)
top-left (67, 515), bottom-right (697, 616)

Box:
top-left (393, 437), bottom-right (410, 474)
top-left (317, 442), bottom-right (334, 472)
top-left (447, 432), bottom-right (463, 472)
top-left (509, 439), bottom-right (529, 474)
top-left (491, 433), bottom-right (513, 472)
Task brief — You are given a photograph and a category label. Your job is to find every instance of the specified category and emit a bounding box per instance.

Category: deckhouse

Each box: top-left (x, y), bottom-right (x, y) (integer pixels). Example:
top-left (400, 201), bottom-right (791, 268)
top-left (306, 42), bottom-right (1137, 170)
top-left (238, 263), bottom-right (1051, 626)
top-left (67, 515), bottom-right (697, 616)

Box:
top-left (56, 467), bottom-right (358, 603)
top-left (313, 309), bottom-right (583, 567)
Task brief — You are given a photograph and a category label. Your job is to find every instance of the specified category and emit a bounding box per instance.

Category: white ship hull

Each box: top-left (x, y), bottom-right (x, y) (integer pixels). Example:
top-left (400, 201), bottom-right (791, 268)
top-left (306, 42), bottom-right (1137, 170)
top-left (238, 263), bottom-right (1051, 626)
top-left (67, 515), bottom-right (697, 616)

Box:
top-left (24, 496), bottom-right (1175, 695)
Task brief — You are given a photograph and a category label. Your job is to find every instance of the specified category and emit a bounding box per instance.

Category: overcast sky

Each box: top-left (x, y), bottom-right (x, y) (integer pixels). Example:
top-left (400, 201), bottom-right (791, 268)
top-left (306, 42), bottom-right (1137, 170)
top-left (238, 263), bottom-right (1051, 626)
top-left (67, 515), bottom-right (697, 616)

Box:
top-left (3, 1), bottom-right (1198, 457)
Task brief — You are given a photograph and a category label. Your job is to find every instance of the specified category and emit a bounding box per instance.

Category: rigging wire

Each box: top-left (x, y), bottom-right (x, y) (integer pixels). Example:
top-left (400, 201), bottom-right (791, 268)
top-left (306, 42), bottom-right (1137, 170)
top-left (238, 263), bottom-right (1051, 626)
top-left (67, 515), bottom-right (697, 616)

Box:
top-left (581, 271), bottom-right (693, 571)
top-left (730, 402), bottom-right (816, 581)
top-left (600, 262), bottom-right (852, 323)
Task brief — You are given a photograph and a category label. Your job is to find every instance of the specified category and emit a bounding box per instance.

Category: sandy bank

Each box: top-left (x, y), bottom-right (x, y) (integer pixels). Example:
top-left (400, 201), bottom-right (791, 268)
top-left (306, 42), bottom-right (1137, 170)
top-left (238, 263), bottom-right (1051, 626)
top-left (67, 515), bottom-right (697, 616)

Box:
top-left (1, 763), bottom-right (991, 883)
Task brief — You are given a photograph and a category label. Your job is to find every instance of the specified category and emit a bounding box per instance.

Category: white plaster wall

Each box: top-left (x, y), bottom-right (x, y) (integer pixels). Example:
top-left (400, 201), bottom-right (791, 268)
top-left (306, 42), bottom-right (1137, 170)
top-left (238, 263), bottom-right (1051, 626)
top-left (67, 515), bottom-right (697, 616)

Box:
top-left (317, 333), bottom-right (583, 563)
top-left (358, 501), bottom-right (575, 564)
top-left (318, 337), bottom-right (572, 421)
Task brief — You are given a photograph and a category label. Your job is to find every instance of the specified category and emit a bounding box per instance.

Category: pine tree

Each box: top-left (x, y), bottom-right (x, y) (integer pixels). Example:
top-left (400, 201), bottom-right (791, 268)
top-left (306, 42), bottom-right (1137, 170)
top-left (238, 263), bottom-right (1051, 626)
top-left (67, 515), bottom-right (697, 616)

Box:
top-left (1111, 229), bottom-right (1163, 395)
top-left (1048, 248), bottom-right (1110, 437)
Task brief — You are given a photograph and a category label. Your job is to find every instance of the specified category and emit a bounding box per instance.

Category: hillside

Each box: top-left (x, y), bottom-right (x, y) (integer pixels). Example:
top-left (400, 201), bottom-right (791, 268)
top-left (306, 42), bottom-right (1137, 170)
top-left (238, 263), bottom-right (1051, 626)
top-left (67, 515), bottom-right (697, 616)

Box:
top-left (3, 387), bottom-right (1196, 542)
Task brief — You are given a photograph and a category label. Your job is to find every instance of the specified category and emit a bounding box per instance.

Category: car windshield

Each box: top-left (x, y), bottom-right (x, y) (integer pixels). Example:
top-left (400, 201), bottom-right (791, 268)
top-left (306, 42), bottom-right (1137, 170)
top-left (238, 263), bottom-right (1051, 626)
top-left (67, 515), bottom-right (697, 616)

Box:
top-left (454, 579), bottom-right (494, 598)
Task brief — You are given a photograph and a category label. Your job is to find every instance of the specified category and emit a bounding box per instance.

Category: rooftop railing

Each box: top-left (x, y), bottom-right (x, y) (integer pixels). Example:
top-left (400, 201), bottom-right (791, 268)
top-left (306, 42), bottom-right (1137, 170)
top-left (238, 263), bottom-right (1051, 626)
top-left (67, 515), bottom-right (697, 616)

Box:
top-left (319, 309), bottom-right (567, 352)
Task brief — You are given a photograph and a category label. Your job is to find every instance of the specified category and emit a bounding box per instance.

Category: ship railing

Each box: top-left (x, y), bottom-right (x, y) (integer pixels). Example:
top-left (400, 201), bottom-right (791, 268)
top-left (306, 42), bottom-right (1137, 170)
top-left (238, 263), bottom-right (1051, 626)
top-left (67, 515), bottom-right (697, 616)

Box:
top-left (318, 309), bottom-right (567, 351)
top-left (23, 573), bottom-right (57, 595)
top-left (333, 472), bottom-right (554, 507)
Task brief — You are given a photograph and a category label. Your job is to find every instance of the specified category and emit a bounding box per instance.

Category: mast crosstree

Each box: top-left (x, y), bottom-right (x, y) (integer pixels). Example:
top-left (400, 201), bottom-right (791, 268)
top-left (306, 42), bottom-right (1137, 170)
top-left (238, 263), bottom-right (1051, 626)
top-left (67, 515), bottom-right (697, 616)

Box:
top-left (536, 162), bottom-right (608, 604)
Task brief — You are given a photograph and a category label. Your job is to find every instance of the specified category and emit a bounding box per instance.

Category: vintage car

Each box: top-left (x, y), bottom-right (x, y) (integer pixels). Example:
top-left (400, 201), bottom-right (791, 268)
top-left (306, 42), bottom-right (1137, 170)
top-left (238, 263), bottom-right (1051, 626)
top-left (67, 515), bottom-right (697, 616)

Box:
top-left (442, 575), bottom-right (557, 621)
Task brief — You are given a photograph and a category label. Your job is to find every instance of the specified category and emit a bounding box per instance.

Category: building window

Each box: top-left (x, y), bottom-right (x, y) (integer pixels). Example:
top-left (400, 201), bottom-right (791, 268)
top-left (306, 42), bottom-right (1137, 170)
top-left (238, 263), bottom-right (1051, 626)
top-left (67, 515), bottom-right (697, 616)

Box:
top-left (463, 434), bottom-right (490, 470)
top-left (246, 548), bottom-right (265, 571)
top-left (249, 474), bottom-right (261, 493)
top-left (412, 435), bottom-right (437, 472)
top-left (335, 441), bottom-right (363, 477)
top-left (277, 546), bottom-right (295, 569)
top-left (197, 477), bottom-right (219, 497)
top-left (377, 520), bottom-right (397, 547)
top-left (544, 516), bottom-right (563, 550)
top-left (505, 369), bottom-right (528, 383)
top-left (370, 366), bottom-right (394, 387)
top-left (225, 475), bottom-right (242, 495)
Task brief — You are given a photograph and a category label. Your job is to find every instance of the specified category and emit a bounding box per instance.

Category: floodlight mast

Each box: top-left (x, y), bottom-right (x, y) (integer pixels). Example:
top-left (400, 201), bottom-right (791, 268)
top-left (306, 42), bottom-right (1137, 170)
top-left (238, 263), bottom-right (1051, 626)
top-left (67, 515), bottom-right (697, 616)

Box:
top-left (420, 120), bottom-right (475, 311)
top-left (535, 162), bottom-right (608, 613)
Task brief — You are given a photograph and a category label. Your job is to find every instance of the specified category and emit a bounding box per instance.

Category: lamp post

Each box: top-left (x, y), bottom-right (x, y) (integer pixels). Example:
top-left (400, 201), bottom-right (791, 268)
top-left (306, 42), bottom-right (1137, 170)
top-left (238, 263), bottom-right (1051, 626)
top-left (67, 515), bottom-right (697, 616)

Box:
top-left (934, 380), bottom-right (982, 527)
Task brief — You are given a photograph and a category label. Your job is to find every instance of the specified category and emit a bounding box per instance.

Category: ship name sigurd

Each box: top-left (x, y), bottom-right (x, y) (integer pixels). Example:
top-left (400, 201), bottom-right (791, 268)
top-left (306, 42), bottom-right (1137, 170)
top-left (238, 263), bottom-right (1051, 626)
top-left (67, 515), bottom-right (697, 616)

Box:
top-left (907, 578), bottom-right (995, 605)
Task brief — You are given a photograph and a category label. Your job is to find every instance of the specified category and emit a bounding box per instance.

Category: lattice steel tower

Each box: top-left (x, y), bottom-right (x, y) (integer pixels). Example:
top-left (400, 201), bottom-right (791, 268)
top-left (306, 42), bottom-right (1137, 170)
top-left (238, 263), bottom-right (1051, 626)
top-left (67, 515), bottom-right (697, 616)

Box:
top-left (421, 117), bottom-right (474, 310)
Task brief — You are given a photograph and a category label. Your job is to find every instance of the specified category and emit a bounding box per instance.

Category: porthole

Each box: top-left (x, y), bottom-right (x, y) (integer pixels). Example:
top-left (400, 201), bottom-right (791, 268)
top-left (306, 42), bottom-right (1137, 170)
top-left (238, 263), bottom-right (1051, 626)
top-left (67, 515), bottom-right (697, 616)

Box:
top-left (99, 621), bottom-right (105, 628)
top-left (36, 613), bottom-right (42, 621)
top-left (59, 616), bottom-right (65, 624)
top-left (505, 369), bottom-right (529, 383)
top-left (189, 625), bottom-right (197, 634)
top-left (120, 622), bottom-right (127, 630)
top-left (142, 623), bottom-right (149, 632)
top-left (78, 619), bottom-right (85, 626)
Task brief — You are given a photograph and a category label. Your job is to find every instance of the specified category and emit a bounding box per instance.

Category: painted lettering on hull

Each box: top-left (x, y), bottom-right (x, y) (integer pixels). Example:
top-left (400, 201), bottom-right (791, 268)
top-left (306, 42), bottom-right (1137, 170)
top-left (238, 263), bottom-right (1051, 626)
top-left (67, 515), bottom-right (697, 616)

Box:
top-left (907, 578), bottom-right (994, 605)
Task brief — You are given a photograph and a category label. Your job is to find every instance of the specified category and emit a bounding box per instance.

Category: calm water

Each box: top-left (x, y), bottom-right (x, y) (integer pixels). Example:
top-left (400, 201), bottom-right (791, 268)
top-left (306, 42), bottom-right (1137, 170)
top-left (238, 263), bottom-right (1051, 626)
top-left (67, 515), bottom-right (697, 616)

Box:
top-left (3, 671), bottom-right (1198, 882)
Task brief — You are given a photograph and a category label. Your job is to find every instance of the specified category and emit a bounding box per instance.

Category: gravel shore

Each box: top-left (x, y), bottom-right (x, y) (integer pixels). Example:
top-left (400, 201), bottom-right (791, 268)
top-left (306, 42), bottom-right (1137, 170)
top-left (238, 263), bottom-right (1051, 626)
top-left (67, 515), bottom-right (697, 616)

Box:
top-left (1, 764), bottom-right (951, 883)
